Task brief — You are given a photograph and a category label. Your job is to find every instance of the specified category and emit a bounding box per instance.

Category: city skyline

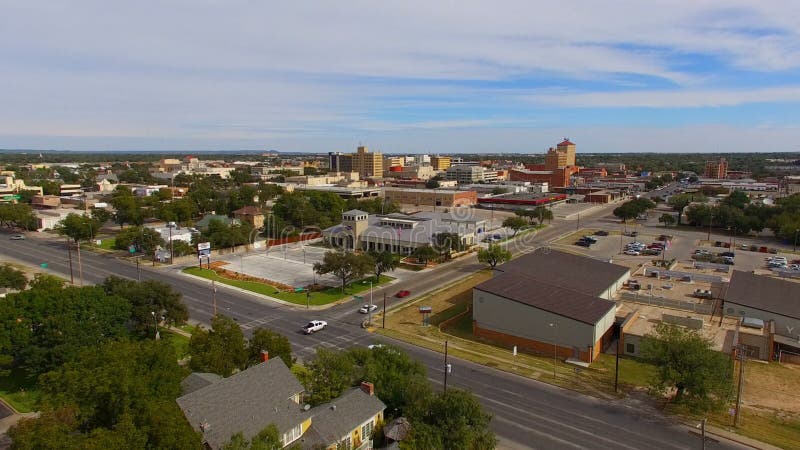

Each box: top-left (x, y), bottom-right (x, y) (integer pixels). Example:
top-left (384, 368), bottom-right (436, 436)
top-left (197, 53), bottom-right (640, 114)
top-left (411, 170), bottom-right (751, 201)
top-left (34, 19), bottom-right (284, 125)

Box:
top-left (3, 2), bottom-right (800, 153)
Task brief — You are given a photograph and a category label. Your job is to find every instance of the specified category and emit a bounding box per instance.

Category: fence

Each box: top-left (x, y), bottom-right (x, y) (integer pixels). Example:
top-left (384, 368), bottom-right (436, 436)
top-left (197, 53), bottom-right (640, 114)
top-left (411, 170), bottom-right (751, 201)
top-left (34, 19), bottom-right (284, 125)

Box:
top-left (619, 291), bottom-right (714, 314)
top-left (779, 350), bottom-right (800, 365)
top-left (643, 267), bottom-right (726, 283)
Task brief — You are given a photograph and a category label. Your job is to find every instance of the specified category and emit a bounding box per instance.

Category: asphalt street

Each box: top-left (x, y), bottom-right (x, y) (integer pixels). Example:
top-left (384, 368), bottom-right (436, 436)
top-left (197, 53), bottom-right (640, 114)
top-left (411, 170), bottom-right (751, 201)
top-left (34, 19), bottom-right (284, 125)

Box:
top-left (0, 205), bottom-right (749, 449)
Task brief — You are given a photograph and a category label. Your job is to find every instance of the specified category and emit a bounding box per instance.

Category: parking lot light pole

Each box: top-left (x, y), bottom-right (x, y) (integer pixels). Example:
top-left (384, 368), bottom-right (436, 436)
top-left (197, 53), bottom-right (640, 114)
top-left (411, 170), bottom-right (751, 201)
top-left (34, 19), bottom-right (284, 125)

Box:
top-left (549, 322), bottom-right (557, 380)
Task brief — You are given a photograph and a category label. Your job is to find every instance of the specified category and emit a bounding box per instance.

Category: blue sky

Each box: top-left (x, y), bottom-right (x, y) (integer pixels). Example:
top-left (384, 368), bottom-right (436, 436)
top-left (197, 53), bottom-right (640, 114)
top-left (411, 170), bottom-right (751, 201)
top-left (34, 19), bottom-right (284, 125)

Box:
top-left (2, 1), bottom-right (800, 153)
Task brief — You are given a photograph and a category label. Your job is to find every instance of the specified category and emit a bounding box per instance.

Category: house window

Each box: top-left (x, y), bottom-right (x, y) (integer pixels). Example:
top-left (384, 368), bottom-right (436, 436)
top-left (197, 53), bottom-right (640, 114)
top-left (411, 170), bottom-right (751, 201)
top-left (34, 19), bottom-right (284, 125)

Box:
top-left (282, 424), bottom-right (302, 446)
top-left (361, 420), bottom-right (374, 440)
top-left (338, 435), bottom-right (352, 450)
top-left (626, 343), bottom-right (635, 354)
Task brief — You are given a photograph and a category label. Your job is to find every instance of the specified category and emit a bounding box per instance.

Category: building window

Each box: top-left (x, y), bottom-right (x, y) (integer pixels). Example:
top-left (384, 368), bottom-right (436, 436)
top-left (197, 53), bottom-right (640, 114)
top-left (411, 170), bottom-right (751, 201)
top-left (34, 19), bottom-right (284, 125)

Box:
top-left (626, 343), bottom-right (635, 354)
top-left (282, 424), bottom-right (302, 446)
top-left (339, 435), bottom-right (352, 450)
top-left (361, 420), bottom-right (374, 440)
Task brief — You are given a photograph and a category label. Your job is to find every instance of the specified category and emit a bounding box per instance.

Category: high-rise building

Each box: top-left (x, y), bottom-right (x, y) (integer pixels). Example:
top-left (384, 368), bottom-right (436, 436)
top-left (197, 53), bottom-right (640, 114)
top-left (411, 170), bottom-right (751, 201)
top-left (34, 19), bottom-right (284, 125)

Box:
top-left (430, 156), bottom-right (452, 170)
top-left (351, 146), bottom-right (383, 178)
top-left (704, 158), bottom-right (728, 179)
top-left (328, 152), bottom-right (343, 172)
top-left (556, 138), bottom-right (576, 167)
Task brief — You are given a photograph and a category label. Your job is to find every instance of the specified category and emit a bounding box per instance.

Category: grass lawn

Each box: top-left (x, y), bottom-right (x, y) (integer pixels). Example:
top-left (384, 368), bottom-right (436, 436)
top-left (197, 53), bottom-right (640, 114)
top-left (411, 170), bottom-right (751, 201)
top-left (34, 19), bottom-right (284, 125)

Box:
top-left (183, 267), bottom-right (393, 306)
top-left (98, 237), bottom-right (116, 250)
top-left (161, 329), bottom-right (191, 359)
top-left (0, 368), bottom-right (41, 413)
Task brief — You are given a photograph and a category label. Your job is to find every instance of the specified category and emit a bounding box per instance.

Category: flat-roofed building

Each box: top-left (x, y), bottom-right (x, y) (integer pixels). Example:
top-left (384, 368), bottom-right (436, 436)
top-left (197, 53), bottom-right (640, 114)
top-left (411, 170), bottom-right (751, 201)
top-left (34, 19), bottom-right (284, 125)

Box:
top-left (383, 187), bottom-right (477, 208)
top-left (430, 156), bottom-right (452, 170)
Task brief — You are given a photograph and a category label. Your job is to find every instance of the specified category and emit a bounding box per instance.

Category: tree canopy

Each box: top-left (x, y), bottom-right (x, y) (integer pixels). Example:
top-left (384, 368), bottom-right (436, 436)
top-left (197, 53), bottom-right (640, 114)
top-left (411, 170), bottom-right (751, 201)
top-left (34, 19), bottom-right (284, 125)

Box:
top-left (101, 276), bottom-right (189, 338)
top-left (0, 264), bottom-right (27, 290)
top-left (640, 323), bottom-right (734, 412)
top-left (55, 213), bottom-right (101, 243)
top-left (313, 251), bottom-right (374, 293)
top-left (477, 245), bottom-right (512, 269)
top-left (188, 315), bottom-right (249, 377)
top-left (502, 216), bottom-right (528, 236)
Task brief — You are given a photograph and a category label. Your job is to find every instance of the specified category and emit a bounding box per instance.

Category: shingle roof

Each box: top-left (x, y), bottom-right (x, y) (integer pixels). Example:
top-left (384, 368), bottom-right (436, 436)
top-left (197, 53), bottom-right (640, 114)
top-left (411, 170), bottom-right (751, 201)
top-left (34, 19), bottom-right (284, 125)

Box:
top-left (343, 209), bottom-right (368, 215)
top-left (180, 372), bottom-right (222, 395)
top-left (306, 388), bottom-right (386, 445)
top-left (233, 206), bottom-right (263, 216)
top-left (724, 271), bottom-right (800, 320)
top-left (496, 249), bottom-right (629, 297)
top-left (176, 358), bottom-right (305, 450)
top-left (475, 273), bottom-right (616, 325)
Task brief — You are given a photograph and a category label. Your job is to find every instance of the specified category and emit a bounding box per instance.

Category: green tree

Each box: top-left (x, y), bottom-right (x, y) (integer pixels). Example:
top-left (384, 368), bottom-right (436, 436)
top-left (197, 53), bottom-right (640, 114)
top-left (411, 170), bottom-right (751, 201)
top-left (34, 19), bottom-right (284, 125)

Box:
top-left (667, 193), bottom-right (705, 225)
top-left (223, 424), bottom-right (291, 450)
top-left (432, 233), bottom-right (467, 258)
top-left (110, 186), bottom-right (143, 227)
top-left (685, 204), bottom-right (714, 227)
top-left (640, 323), bottom-right (734, 412)
top-left (723, 189), bottom-right (750, 210)
top-left (0, 281), bottom-right (131, 377)
top-left (370, 250), bottom-right (400, 281)
top-left (101, 276), bottom-right (189, 338)
top-left (658, 213), bottom-right (676, 227)
top-left (411, 245), bottom-right (439, 265)
top-left (502, 216), bottom-right (528, 236)
top-left (0, 203), bottom-right (37, 230)
top-left (172, 240), bottom-right (195, 257)
top-left (188, 315), bottom-right (248, 377)
top-left (90, 207), bottom-right (113, 225)
top-left (113, 225), bottom-right (165, 255)
top-left (425, 179), bottom-right (440, 189)
top-left (477, 245), bottom-right (512, 269)
top-left (533, 206), bottom-right (553, 225)
top-left (55, 213), bottom-right (101, 243)
top-left (0, 264), bottom-right (27, 290)
top-left (313, 251), bottom-right (374, 293)
top-left (405, 389), bottom-right (497, 450)
top-left (247, 328), bottom-right (293, 368)
top-left (356, 346), bottom-right (431, 419)
top-left (304, 348), bottom-right (356, 406)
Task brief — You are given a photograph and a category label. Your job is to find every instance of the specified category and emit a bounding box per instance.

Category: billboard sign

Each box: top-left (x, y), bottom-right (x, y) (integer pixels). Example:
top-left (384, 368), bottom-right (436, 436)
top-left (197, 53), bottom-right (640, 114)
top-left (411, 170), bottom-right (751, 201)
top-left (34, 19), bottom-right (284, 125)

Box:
top-left (197, 242), bottom-right (211, 257)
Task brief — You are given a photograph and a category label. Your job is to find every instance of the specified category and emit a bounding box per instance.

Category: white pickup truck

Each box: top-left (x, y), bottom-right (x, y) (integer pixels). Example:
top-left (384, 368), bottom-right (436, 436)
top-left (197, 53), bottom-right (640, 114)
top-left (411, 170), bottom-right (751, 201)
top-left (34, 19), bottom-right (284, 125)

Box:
top-left (302, 320), bottom-right (327, 334)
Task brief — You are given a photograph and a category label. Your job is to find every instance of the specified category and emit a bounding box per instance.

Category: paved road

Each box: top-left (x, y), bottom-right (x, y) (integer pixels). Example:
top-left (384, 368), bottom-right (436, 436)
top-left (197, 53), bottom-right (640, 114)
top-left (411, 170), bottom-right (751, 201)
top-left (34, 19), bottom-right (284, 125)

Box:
top-left (1, 208), bottom-right (748, 449)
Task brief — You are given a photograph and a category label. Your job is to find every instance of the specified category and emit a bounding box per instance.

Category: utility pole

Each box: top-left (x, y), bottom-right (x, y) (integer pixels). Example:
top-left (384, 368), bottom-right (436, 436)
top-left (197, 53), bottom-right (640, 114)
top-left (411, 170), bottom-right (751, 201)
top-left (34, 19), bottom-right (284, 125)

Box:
top-left (382, 293), bottom-right (386, 329)
top-left (701, 418), bottom-right (707, 450)
top-left (212, 280), bottom-right (218, 316)
top-left (65, 238), bottom-right (74, 285)
top-left (614, 328), bottom-right (621, 393)
top-left (76, 240), bottom-right (83, 287)
top-left (443, 340), bottom-right (449, 392)
top-left (169, 224), bottom-right (174, 264)
top-left (734, 347), bottom-right (745, 427)
top-left (135, 255), bottom-right (142, 282)
top-left (367, 281), bottom-right (373, 326)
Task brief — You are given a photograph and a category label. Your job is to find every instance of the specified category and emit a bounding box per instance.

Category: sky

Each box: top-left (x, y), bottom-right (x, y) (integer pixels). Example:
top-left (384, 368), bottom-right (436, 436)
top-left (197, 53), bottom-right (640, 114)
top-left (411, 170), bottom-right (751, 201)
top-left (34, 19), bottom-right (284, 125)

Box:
top-left (2, 1), bottom-right (800, 153)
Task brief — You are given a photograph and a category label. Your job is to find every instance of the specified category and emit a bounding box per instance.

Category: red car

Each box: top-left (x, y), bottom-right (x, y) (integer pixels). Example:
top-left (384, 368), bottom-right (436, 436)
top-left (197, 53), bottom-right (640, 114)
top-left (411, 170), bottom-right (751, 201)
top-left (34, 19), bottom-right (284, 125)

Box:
top-left (395, 290), bottom-right (411, 298)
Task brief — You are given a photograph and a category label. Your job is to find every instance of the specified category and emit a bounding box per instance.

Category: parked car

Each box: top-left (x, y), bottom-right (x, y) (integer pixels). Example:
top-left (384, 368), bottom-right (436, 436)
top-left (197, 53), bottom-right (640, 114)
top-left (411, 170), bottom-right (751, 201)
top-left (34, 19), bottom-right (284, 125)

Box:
top-left (302, 320), bottom-right (327, 334)
top-left (693, 289), bottom-right (713, 299)
top-left (395, 290), bottom-right (411, 298)
top-left (595, 230), bottom-right (609, 236)
top-left (9, 234), bottom-right (25, 240)
top-left (582, 236), bottom-right (598, 243)
top-left (642, 249), bottom-right (661, 256)
top-left (359, 304), bottom-right (378, 314)
top-left (740, 244), bottom-right (749, 250)
top-left (657, 235), bottom-right (673, 241)
top-left (720, 251), bottom-right (735, 257)
top-left (623, 231), bottom-right (639, 237)
top-left (648, 243), bottom-right (664, 249)
top-left (694, 249), bottom-right (711, 256)
top-left (624, 249), bottom-right (641, 256)
top-left (575, 240), bottom-right (591, 247)
top-left (722, 256), bottom-right (735, 265)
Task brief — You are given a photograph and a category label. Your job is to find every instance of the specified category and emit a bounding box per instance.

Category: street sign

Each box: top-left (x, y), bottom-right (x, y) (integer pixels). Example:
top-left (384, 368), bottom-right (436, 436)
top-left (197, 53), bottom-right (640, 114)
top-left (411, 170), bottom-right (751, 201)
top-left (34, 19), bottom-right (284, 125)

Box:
top-left (419, 306), bottom-right (432, 314)
top-left (40, 263), bottom-right (48, 268)
top-left (197, 242), bottom-right (211, 251)
top-left (294, 287), bottom-right (305, 292)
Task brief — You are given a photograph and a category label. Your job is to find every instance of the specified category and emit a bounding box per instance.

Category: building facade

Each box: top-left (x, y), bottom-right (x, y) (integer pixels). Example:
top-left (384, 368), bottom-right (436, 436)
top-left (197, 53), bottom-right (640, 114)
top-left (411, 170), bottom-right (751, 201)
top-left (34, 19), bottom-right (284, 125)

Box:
top-left (352, 146), bottom-right (383, 178)
top-left (383, 187), bottom-right (477, 207)
top-left (430, 156), bottom-right (452, 170)
top-left (704, 157), bottom-right (729, 179)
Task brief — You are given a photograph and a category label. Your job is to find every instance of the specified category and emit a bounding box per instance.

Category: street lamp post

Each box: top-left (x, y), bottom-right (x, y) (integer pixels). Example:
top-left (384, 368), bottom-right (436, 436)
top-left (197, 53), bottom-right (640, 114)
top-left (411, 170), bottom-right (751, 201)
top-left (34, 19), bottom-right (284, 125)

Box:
top-left (549, 322), bottom-right (558, 380)
top-left (794, 228), bottom-right (799, 253)
top-left (151, 311), bottom-right (160, 340)
top-left (367, 281), bottom-right (373, 326)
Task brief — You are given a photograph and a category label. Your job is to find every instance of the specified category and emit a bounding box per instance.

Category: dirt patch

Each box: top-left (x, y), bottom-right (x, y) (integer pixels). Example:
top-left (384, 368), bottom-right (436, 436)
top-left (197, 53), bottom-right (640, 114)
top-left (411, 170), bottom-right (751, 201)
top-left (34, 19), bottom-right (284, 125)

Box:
top-left (742, 361), bottom-right (800, 413)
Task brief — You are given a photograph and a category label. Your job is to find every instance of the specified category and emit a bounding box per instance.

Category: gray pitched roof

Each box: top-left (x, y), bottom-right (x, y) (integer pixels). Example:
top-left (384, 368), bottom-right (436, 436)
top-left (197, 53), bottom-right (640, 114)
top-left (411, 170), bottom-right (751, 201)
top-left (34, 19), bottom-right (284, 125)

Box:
top-left (343, 209), bottom-right (368, 215)
top-left (496, 249), bottom-right (629, 297)
top-left (724, 271), bottom-right (800, 320)
top-left (307, 388), bottom-right (386, 444)
top-left (180, 372), bottom-right (222, 396)
top-left (475, 273), bottom-right (616, 325)
top-left (176, 358), bottom-right (305, 450)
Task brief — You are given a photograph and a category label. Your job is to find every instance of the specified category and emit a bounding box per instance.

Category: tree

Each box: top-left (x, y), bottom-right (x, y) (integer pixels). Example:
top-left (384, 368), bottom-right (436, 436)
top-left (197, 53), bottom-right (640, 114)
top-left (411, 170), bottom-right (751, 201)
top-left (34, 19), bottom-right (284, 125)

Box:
top-left (304, 348), bottom-right (356, 406)
top-left (405, 389), bottom-right (497, 450)
top-left (658, 213), bottom-right (676, 227)
top-left (101, 276), bottom-right (189, 337)
top-left (172, 240), bottom-right (195, 257)
top-left (55, 213), bottom-right (101, 243)
top-left (223, 424), bottom-right (290, 450)
top-left (313, 251), bottom-right (374, 293)
top-left (723, 189), bottom-right (750, 210)
top-left (90, 207), bottom-right (113, 225)
top-left (425, 179), bottom-right (440, 189)
top-left (477, 245), bottom-right (512, 269)
top-left (0, 264), bottom-right (27, 290)
top-left (502, 216), bottom-right (528, 236)
top-left (685, 204), bottom-right (713, 227)
top-left (640, 323), bottom-right (734, 412)
top-left (247, 328), bottom-right (293, 368)
top-left (411, 245), bottom-right (439, 265)
top-left (668, 193), bottom-right (705, 225)
top-left (188, 315), bottom-right (248, 377)
top-left (0, 203), bottom-right (37, 230)
top-left (113, 225), bottom-right (165, 255)
top-left (370, 250), bottom-right (399, 281)
top-left (110, 186), bottom-right (143, 227)
top-left (432, 233), bottom-right (467, 258)
top-left (612, 202), bottom-right (639, 222)
top-left (533, 206), bottom-right (553, 225)
top-left (356, 346), bottom-right (431, 419)
top-left (0, 281), bottom-right (131, 377)
top-left (17, 339), bottom-right (201, 449)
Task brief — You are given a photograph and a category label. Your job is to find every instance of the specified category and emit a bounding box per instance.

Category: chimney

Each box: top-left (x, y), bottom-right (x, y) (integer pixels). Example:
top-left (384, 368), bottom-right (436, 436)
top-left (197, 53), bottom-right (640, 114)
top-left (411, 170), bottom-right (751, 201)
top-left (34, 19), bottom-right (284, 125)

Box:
top-left (360, 381), bottom-right (374, 396)
top-left (260, 350), bottom-right (269, 362)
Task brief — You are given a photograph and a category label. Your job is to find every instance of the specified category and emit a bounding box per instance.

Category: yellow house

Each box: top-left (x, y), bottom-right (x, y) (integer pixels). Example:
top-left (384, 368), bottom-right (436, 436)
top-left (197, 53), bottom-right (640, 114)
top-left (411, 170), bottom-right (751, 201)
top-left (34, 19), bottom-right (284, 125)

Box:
top-left (177, 354), bottom-right (385, 450)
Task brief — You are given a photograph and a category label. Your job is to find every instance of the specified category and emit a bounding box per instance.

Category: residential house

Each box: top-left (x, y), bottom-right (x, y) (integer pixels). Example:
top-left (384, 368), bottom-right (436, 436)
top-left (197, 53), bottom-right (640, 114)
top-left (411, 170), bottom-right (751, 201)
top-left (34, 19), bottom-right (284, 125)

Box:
top-left (233, 206), bottom-right (265, 229)
top-left (177, 356), bottom-right (385, 450)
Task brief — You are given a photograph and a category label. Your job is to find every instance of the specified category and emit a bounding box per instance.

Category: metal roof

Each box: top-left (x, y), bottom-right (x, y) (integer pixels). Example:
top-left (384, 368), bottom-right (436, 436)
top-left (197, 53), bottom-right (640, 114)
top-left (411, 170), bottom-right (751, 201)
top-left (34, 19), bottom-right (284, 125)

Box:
top-left (724, 271), bottom-right (800, 320)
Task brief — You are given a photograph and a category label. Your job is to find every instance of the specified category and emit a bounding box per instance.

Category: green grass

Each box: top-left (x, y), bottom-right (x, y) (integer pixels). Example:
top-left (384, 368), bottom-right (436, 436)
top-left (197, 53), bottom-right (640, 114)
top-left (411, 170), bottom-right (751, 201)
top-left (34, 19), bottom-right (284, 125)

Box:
top-left (178, 324), bottom-right (197, 334)
top-left (0, 368), bottom-right (41, 413)
top-left (589, 353), bottom-right (658, 389)
top-left (183, 267), bottom-right (393, 306)
top-left (441, 310), bottom-right (474, 338)
top-left (98, 237), bottom-right (116, 250)
top-left (161, 329), bottom-right (191, 359)
top-left (496, 224), bottom-right (545, 244)
top-left (429, 301), bottom-right (470, 326)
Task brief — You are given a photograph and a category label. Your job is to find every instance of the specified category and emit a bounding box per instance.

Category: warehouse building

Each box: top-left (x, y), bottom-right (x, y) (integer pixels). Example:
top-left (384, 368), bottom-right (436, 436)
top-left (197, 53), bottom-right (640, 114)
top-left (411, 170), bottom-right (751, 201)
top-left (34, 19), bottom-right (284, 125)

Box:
top-left (382, 187), bottom-right (477, 208)
top-left (473, 250), bottom-right (629, 363)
